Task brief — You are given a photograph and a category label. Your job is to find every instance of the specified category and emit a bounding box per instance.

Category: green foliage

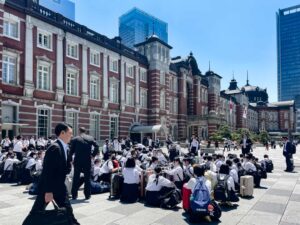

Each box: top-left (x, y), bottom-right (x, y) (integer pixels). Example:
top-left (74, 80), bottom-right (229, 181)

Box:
top-left (258, 130), bottom-right (270, 144)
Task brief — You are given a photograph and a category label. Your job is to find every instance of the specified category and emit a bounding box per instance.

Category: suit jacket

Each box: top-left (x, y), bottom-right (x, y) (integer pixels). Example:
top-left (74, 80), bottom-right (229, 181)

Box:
top-left (240, 138), bottom-right (252, 151)
top-left (38, 140), bottom-right (71, 194)
top-left (69, 134), bottom-right (99, 167)
top-left (283, 141), bottom-right (292, 155)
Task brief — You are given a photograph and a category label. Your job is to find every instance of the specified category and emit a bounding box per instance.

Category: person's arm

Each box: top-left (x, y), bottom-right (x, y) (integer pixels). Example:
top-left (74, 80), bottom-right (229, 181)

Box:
top-left (160, 176), bottom-right (174, 188)
top-left (227, 177), bottom-right (236, 191)
top-left (91, 140), bottom-right (99, 158)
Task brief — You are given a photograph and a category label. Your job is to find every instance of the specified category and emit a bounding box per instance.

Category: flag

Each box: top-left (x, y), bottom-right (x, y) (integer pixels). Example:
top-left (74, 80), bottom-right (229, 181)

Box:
top-left (229, 98), bottom-right (233, 114)
top-left (243, 105), bottom-right (248, 119)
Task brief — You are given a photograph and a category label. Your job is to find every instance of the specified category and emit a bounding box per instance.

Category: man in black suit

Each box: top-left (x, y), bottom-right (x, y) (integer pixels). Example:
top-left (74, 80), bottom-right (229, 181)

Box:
top-left (30, 123), bottom-right (80, 225)
top-left (240, 135), bottom-right (252, 156)
top-left (69, 127), bottom-right (99, 200)
top-left (282, 136), bottom-right (294, 172)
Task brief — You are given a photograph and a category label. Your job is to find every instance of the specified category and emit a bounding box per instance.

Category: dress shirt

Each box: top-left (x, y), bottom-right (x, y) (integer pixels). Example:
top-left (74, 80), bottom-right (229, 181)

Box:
top-left (167, 165), bottom-right (184, 182)
top-left (57, 138), bottom-right (68, 160)
top-left (122, 167), bottom-right (140, 184)
top-left (185, 177), bottom-right (211, 193)
top-left (13, 141), bottom-right (23, 153)
top-left (145, 174), bottom-right (173, 191)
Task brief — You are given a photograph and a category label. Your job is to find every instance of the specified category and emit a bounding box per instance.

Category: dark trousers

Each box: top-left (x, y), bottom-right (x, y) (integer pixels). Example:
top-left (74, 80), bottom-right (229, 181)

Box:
top-left (285, 154), bottom-right (294, 171)
top-left (31, 188), bottom-right (77, 224)
top-left (72, 165), bottom-right (91, 199)
top-left (242, 148), bottom-right (249, 156)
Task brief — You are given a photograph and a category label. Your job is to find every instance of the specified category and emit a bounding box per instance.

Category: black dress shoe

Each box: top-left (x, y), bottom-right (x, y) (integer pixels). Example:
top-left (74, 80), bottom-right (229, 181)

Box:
top-left (85, 196), bottom-right (91, 200)
top-left (72, 196), bottom-right (77, 200)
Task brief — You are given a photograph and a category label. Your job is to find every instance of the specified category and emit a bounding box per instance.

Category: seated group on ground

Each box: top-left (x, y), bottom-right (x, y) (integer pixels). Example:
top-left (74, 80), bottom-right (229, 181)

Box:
top-left (0, 135), bottom-right (274, 222)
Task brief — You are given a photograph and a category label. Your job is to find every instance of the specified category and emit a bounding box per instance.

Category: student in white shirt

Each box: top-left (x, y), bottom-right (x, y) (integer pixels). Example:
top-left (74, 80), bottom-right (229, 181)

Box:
top-left (93, 159), bottom-right (101, 182)
top-left (148, 156), bottom-right (159, 170)
top-left (183, 157), bottom-right (194, 183)
top-left (185, 164), bottom-right (212, 194)
top-left (121, 158), bottom-right (141, 203)
top-left (145, 166), bottom-right (175, 206)
top-left (166, 157), bottom-right (184, 189)
top-left (0, 152), bottom-right (19, 183)
top-left (243, 155), bottom-right (257, 172)
top-left (190, 136), bottom-right (199, 155)
top-left (13, 135), bottom-right (24, 161)
top-left (2, 136), bottom-right (11, 151)
top-left (226, 160), bottom-right (239, 189)
top-left (21, 152), bottom-right (36, 185)
top-left (98, 154), bottom-right (119, 183)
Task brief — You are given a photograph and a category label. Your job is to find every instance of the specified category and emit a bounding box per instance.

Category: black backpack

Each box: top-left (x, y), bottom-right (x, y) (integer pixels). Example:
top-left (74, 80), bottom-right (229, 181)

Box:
top-left (214, 175), bottom-right (229, 202)
top-left (265, 160), bottom-right (274, 173)
top-left (160, 188), bottom-right (182, 209)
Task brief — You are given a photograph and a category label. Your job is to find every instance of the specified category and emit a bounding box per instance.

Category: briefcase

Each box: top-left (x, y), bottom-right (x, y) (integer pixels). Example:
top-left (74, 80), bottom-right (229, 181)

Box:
top-left (22, 201), bottom-right (72, 225)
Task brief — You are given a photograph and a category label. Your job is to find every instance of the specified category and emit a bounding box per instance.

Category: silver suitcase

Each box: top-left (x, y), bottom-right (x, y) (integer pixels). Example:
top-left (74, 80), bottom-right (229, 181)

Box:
top-left (240, 175), bottom-right (254, 197)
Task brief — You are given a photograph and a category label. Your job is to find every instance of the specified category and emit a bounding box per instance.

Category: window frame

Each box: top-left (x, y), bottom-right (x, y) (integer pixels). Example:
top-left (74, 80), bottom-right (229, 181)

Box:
top-left (3, 14), bottom-right (20, 41)
top-left (2, 50), bottom-right (19, 85)
top-left (109, 78), bottom-right (119, 103)
top-left (140, 68), bottom-right (147, 83)
top-left (140, 88), bottom-right (148, 108)
top-left (90, 49), bottom-right (100, 67)
top-left (90, 113), bottom-right (100, 140)
top-left (37, 108), bottom-right (51, 138)
top-left (109, 116), bottom-right (119, 140)
top-left (37, 61), bottom-right (51, 91)
top-left (160, 71), bottom-right (165, 85)
top-left (89, 74), bottom-right (100, 100)
top-left (126, 84), bottom-right (134, 106)
top-left (109, 57), bottom-right (119, 73)
top-left (126, 64), bottom-right (134, 78)
top-left (160, 90), bottom-right (166, 110)
top-left (66, 111), bottom-right (78, 136)
top-left (66, 40), bottom-right (79, 60)
top-left (66, 70), bottom-right (79, 96)
top-left (37, 29), bottom-right (52, 51)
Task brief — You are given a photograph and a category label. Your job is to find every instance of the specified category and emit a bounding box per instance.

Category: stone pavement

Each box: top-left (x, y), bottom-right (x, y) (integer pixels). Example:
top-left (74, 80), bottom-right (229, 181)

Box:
top-left (0, 146), bottom-right (299, 225)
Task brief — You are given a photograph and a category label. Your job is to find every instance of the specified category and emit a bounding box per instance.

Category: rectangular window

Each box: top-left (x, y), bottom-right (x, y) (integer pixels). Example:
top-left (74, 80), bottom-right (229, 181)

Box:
top-left (173, 78), bottom-right (178, 92)
top-left (140, 69), bottom-right (147, 82)
top-left (160, 71), bottom-right (165, 85)
top-left (126, 85), bottom-right (134, 106)
top-left (169, 98), bottom-right (174, 113)
top-left (140, 89), bottom-right (147, 108)
top-left (66, 72), bottom-right (78, 95)
top-left (174, 98), bottom-right (178, 114)
top-left (90, 114), bottom-right (100, 140)
top-left (90, 50), bottom-right (100, 67)
top-left (126, 65), bottom-right (134, 78)
top-left (109, 58), bottom-right (118, 73)
top-left (38, 109), bottom-right (50, 138)
top-left (110, 117), bottom-right (118, 140)
top-left (37, 63), bottom-right (50, 90)
top-left (160, 91), bottom-right (165, 109)
top-left (37, 30), bottom-right (52, 50)
top-left (90, 76), bottom-right (99, 100)
top-left (66, 41), bottom-right (78, 59)
top-left (110, 81), bottom-right (119, 103)
top-left (66, 112), bottom-right (78, 136)
top-left (2, 54), bottom-right (17, 85)
top-left (3, 20), bottom-right (19, 40)
top-left (170, 77), bottom-right (174, 91)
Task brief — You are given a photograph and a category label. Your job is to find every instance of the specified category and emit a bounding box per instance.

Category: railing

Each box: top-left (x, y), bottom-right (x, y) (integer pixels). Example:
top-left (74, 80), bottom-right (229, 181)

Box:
top-left (187, 115), bottom-right (208, 121)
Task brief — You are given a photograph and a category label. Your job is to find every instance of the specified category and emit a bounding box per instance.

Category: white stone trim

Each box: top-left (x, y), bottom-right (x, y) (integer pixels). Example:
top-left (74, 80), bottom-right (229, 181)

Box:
top-left (103, 54), bottom-right (108, 98)
top-left (35, 102), bottom-right (54, 110)
top-left (30, 17), bottom-right (62, 34)
top-left (36, 28), bottom-right (53, 52)
top-left (82, 45), bottom-right (88, 93)
top-left (25, 16), bottom-right (33, 83)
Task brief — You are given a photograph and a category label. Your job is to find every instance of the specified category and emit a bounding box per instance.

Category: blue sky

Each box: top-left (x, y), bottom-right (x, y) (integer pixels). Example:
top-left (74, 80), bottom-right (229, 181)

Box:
top-left (74, 0), bottom-right (300, 102)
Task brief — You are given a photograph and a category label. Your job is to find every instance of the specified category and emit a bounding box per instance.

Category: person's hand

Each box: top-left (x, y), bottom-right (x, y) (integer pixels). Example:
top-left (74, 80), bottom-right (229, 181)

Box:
top-left (45, 192), bottom-right (53, 203)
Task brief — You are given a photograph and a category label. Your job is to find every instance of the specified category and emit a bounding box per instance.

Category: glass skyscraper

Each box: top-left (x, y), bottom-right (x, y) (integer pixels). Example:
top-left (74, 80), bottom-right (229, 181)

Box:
top-left (38, 0), bottom-right (75, 20)
top-left (277, 5), bottom-right (300, 102)
top-left (119, 7), bottom-right (168, 48)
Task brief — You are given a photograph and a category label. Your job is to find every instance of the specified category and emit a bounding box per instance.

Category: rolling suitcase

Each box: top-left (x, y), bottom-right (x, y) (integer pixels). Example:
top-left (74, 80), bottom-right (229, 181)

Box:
top-left (182, 184), bottom-right (192, 211)
top-left (240, 175), bottom-right (254, 197)
top-left (109, 173), bottom-right (123, 199)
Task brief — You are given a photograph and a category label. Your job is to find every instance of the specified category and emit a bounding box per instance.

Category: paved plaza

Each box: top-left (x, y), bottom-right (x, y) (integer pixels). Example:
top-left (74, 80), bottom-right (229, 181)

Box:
top-left (0, 146), bottom-right (299, 225)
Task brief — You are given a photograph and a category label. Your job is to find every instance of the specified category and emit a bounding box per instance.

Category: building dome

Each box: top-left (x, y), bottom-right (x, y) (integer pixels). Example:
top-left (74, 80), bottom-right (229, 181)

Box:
top-left (241, 77), bottom-right (268, 103)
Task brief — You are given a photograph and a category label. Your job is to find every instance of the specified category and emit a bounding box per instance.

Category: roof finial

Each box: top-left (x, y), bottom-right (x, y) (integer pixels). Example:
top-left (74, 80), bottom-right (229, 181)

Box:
top-left (246, 70), bottom-right (249, 85)
top-left (232, 71), bottom-right (235, 80)
top-left (209, 60), bottom-right (211, 71)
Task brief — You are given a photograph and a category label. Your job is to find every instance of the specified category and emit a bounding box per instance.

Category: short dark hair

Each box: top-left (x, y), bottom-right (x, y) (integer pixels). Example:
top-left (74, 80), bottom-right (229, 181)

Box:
top-left (55, 123), bottom-right (71, 137)
top-left (226, 159), bottom-right (233, 167)
top-left (125, 157), bottom-right (136, 168)
top-left (193, 164), bottom-right (205, 177)
top-left (154, 166), bottom-right (162, 174)
top-left (219, 164), bottom-right (230, 175)
top-left (263, 154), bottom-right (269, 158)
top-left (79, 127), bottom-right (86, 133)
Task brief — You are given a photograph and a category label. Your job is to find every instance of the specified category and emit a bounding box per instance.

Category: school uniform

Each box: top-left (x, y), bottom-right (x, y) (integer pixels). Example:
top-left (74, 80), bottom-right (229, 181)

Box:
top-left (98, 160), bottom-right (113, 183)
top-left (185, 176), bottom-right (211, 193)
top-left (145, 174), bottom-right (174, 206)
top-left (121, 168), bottom-right (140, 203)
top-left (190, 139), bottom-right (199, 155)
top-left (13, 141), bottom-right (24, 161)
top-left (0, 158), bottom-right (19, 183)
top-left (167, 165), bottom-right (184, 189)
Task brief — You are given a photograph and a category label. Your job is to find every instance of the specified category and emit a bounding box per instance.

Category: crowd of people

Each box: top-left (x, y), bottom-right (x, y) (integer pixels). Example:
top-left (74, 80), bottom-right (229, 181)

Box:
top-left (0, 126), bottom-right (288, 224)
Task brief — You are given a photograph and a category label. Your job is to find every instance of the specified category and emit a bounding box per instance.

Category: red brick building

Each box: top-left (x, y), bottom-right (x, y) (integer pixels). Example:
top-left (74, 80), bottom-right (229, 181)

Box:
top-left (0, 0), bottom-right (296, 143)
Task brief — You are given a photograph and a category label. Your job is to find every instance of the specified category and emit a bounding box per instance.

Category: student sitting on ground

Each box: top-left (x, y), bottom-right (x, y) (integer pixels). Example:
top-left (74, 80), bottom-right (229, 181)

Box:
top-left (145, 166), bottom-right (175, 206)
top-left (226, 160), bottom-right (239, 190)
top-left (98, 153), bottom-right (119, 183)
top-left (166, 157), bottom-right (184, 190)
top-left (214, 164), bottom-right (239, 205)
top-left (121, 157), bottom-right (141, 203)
top-left (148, 156), bottom-right (159, 170)
top-left (0, 152), bottom-right (19, 183)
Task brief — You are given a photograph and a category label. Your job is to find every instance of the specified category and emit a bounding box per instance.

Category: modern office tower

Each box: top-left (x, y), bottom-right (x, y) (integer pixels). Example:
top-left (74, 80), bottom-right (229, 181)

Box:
top-left (119, 7), bottom-right (168, 48)
top-left (38, 0), bottom-right (75, 20)
top-left (277, 5), bottom-right (300, 132)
